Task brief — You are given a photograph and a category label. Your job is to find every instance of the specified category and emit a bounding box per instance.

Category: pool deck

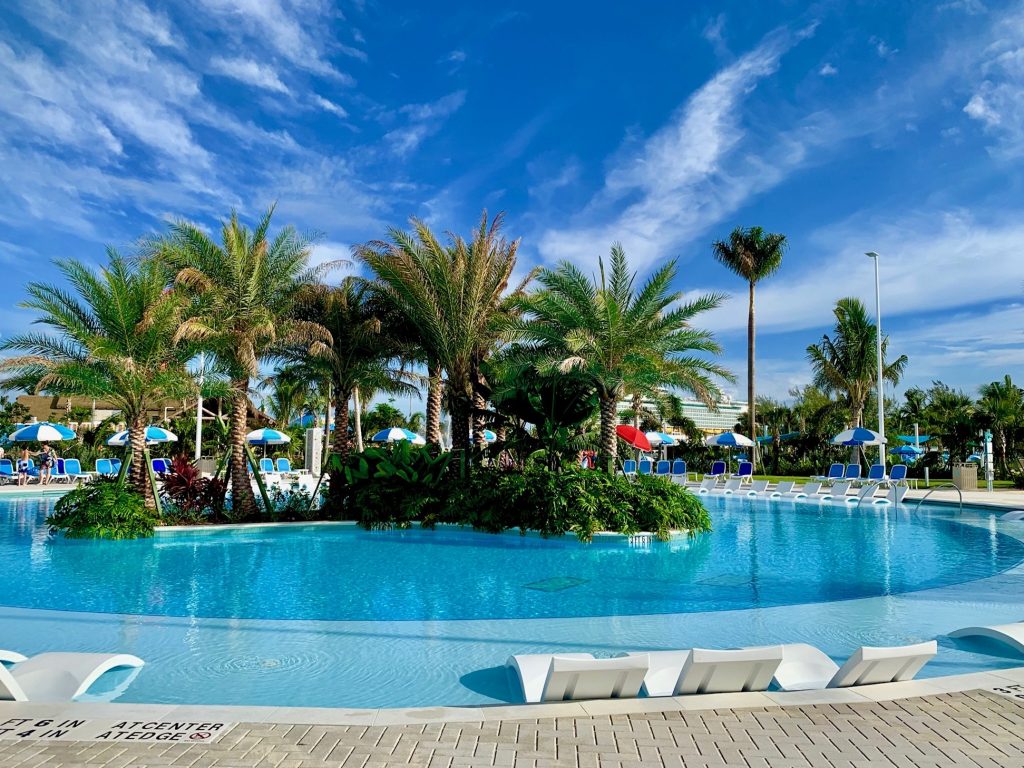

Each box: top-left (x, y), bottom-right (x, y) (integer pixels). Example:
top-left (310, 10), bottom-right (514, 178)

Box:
top-left (2, 678), bottom-right (1024, 766)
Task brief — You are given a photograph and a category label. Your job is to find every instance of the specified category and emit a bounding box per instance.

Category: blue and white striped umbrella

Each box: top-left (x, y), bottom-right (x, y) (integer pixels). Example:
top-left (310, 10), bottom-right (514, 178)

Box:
top-left (9, 422), bottom-right (76, 442)
top-left (371, 427), bottom-right (426, 445)
top-left (831, 427), bottom-right (886, 446)
top-left (705, 431), bottom-right (753, 448)
top-left (646, 431), bottom-right (678, 446)
top-left (471, 429), bottom-right (497, 443)
top-left (246, 428), bottom-right (291, 445)
top-left (107, 426), bottom-right (178, 447)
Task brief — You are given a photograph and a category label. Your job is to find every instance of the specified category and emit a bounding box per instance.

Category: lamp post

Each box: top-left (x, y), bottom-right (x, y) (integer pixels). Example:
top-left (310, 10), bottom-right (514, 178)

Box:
top-left (194, 352), bottom-right (204, 463)
top-left (865, 252), bottom-right (885, 467)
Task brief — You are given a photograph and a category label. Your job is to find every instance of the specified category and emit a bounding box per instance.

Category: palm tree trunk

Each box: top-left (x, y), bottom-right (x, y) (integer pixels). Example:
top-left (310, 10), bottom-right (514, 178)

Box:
top-left (599, 394), bottom-right (617, 469)
top-left (426, 362), bottom-right (442, 447)
top-left (632, 393), bottom-right (642, 429)
top-left (472, 392), bottom-right (487, 447)
top-left (128, 418), bottom-right (153, 508)
top-left (748, 280), bottom-right (757, 470)
top-left (328, 385), bottom-right (352, 512)
top-left (230, 383), bottom-right (257, 519)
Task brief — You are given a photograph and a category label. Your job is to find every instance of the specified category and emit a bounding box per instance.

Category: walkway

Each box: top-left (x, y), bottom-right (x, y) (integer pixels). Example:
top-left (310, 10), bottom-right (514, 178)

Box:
top-left (1, 690), bottom-right (1022, 767)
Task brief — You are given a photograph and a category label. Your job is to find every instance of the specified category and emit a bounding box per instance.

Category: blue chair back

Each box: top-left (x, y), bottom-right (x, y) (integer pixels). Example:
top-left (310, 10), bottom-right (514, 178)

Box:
top-left (826, 463), bottom-right (844, 479)
top-left (96, 459), bottom-right (113, 475)
top-left (152, 458), bottom-right (169, 473)
top-left (735, 461), bottom-right (753, 477)
top-left (52, 458), bottom-right (66, 475)
top-left (26, 459), bottom-right (34, 470)
top-left (64, 459), bottom-right (82, 476)
top-left (889, 464), bottom-right (908, 481)
top-left (276, 458), bottom-right (291, 473)
top-left (259, 458), bottom-right (275, 473)
top-left (654, 460), bottom-right (670, 475)
top-left (671, 459), bottom-right (686, 476)
top-left (622, 459), bottom-right (637, 474)
top-left (0, 459), bottom-right (12, 475)
top-left (111, 458), bottom-right (122, 472)
top-left (638, 459), bottom-right (653, 475)
top-left (709, 460), bottom-right (726, 476)
top-left (844, 464), bottom-right (861, 479)
top-left (867, 464), bottom-right (885, 481)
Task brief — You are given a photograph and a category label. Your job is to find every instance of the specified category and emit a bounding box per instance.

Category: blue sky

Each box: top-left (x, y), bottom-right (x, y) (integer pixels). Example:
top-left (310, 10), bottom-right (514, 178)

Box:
top-left (1, 0), bottom-right (1022, 404)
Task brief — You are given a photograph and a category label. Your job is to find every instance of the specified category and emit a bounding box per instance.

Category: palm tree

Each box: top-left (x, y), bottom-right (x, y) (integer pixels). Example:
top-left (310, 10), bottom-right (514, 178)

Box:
top-left (0, 252), bottom-right (194, 504)
top-left (511, 244), bottom-right (732, 465)
top-left (806, 297), bottom-right (908, 453)
top-left (278, 278), bottom-right (416, 506)
top-left (978, 375), bottom-right (1023, 476)
top-left (356, 211), bottom-right (527, 454)
top-left (150, 207), bottom-right (324, 518)
top-left (712, 226), bottom-right (787, 466)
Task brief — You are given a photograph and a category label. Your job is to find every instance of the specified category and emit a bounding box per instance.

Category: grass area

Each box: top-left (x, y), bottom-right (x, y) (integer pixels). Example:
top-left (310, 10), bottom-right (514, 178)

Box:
top-left (751, 474), bottom-right (1016, 489)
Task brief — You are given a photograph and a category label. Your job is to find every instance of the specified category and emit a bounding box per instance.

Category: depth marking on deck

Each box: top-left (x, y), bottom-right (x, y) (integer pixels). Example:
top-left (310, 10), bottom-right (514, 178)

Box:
top-left (0, 717), bottom-right (233, 742)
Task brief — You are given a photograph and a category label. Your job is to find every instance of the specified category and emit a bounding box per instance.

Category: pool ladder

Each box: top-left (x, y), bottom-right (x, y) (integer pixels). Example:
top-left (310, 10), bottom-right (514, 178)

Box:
top-left (912, 483), bottom-right (963, 515)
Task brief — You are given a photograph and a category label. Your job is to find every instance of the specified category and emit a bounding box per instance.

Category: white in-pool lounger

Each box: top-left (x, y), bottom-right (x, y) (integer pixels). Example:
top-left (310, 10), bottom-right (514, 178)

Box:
top-left (769, 481), bottom-right (795, 497)
top-left (772, 641), bottom-right (937, 691)
top-left (708, 478), bottom-right (743, 495)
top-left (618, 647), bottom-right (783, 697)
top-left (695, 478), bottom-right (718, 494)
top-left (506, 653), bottom-right (649, 703)
top-left (744, 480), bottom-right (770, 496)
top-left (819, 481), bottom-right (854, 502)
top-left (0, 651), bottom-right (144, 702)
top-left (949, 622), bottom-right (1024, 654)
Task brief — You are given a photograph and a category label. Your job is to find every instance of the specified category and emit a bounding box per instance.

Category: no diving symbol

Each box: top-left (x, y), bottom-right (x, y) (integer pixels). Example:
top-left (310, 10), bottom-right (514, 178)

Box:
top-left (189, 732), bottom-right (213, 741)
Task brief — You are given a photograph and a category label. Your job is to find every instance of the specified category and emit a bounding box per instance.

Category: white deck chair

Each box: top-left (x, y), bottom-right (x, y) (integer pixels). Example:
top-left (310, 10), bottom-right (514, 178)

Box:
top-left (506, 654), bottom-right (649, 703)
top-left (769, 481), bottom-right (795, 497)
top-left (0, 650), bottom-right (27, 664)
top-left (744, 480), bottom-right (770, 496)
top-left (783, 481), bottom-right (820, 499)
top-left (675, 647), bottom-right (784, 696)
top-left (1000, 511), bottom-right (1024, 521)
top-left (0, 652), bottom-right (144, 702)
top-left (695, 478), bottom-right (718, 494)
top-left (709, 478), bottom-right (743, 495)
top-left (950, 622), bottom-right (1024, 654)
top-left (820, 481), bottom-right (852, 502)
top-left (772, 641), bottom-right (937, 691)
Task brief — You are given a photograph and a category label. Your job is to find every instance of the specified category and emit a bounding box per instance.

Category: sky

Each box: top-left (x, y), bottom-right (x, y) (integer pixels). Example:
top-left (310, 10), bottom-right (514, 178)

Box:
top-left (1, 0), bottom-right (1022, 406)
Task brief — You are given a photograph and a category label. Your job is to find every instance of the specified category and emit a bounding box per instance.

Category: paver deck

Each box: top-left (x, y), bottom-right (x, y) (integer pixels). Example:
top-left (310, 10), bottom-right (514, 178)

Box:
top-left (1, 690), bottom-right (1022, 767)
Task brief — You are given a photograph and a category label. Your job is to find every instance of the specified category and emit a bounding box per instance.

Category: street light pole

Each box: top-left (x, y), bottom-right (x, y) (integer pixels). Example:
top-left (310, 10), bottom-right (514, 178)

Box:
top-left (865, 252), bottom-right (885, 467)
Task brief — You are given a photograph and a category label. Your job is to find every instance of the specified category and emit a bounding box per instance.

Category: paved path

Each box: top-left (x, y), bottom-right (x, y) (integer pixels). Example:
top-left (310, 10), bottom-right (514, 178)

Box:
top-left (2, 691), bottom-right (1022, 767)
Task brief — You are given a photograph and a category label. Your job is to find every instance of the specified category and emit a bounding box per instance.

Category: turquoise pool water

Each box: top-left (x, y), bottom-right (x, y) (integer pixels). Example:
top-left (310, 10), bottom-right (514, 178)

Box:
top-left (2, 493), bottom-right (1024, 707)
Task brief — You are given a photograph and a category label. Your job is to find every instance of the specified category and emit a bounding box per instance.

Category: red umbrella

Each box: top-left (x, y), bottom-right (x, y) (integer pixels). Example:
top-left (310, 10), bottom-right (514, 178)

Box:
top-left (615, 424), bottom-right (652, 451)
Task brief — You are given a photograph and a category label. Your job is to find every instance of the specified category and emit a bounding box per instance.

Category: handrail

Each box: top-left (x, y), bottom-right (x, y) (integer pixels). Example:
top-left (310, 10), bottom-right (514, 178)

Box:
top-left (855, 480), bottom-right (886, 508)
top-left (913, 483), bottom-right (963, 515)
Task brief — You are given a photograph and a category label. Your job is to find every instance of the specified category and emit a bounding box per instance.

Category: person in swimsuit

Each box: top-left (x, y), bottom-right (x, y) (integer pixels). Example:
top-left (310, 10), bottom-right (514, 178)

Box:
top-left (38, 443), bottom-right (53, 485)
top-left (17, 446), bottom-right (31, 486)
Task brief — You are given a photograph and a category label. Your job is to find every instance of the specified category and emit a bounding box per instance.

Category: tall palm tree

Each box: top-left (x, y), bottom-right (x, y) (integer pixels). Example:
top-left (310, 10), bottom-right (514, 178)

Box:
top-left (978, 375), bottom-right (1023, 476)
top-left (356, 211), bottom-right (527, 453)
top-left (806, 297), bottom-right (908, 447)
top-left (278, 278), bottom-right (416, 505)
top-left (0, 252), bottom-right (193, 504)
top-left (511, 244), bottom-right (732, 465)
top-left (150, 207), bottom-right (324, 518)
top-left (712, 226), bottom-right (787, 466)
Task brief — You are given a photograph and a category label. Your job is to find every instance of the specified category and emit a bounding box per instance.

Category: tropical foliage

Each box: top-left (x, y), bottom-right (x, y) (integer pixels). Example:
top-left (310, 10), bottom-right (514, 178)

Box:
top-left (47, 480), bottom-right (158, 539)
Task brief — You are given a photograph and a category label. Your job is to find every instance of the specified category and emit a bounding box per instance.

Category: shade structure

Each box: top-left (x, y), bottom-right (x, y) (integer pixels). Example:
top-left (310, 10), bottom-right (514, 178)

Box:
top-left (246, 428), bottom-right (291, 446)
top-left (615, 425), bottom-right (652, 451)
top-left (757, 431), bottom-right (799, 444)
top-left (371, 427), bottom-right (426, 445)
top-left (9, 422), bottom-right (76, 442)
top-left (289, 414), bottom-right (317, 428)
top-left (471, 429), bottom-right (497, 443)
top-left (897, 434), bottom-right (930, 444)
top-left (107, 426), bottom-right (178, 447)
top-left (645, 431), bottom-right (677, 447)
top-left (705, 432), bottom-right (754, 448)
top-left (890, 445), bottom-right (923, 457)
top-left (831, 427), bottom-right (886, 446)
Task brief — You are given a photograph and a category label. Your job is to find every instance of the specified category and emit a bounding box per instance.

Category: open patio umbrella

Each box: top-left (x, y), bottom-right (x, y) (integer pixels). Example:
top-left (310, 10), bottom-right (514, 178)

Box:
top-left (9, 422), bottom-right (76, 442)
top-left (107, 426), bottom-right (178, 447)
top-left (890, 444), bottom-right (923, 458)
top-left (705, 432), bottom-right (754, 448)
top-left (831, 427), bottom-right (886, 446)
top-left (645, 431), bottom-right (677, 447)
top-left (615, 424), bottom-right (652, 451)
top-left (246, 428), bottom-right (291, 445)
top-left (371, 427), bottom-right (426, 445)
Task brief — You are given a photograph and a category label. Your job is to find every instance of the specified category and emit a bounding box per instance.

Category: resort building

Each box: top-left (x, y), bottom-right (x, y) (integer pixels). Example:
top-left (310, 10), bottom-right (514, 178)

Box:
top-left (680, 396), bottom-right (748, 435)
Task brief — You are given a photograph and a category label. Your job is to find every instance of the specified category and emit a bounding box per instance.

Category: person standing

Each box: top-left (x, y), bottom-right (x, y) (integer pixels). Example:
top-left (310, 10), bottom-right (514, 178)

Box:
top-left (17, 446), bottom-right (31, 486)
top-left (38, 443), bottom-right (53, 485)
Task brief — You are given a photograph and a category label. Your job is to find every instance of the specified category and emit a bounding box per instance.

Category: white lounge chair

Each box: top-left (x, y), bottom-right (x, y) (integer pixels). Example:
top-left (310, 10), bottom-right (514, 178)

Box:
top-left (619, 647), bottom-right (783, 697)
top-left (709, 478), bottom-right (743, 495)
top-left (950, 622), bottom-right (1024, 654)
top-left (744, 480), bottom-right (770, 496)
top-left (506, 653), bottom-right (648, 703)
top-left (820, 481), bottom-right (853, 502)
top-left (0, 650), bottom-right (26, 665)
top-left (772, 641), bottom-right (937, 691)
top-left (1001, 510), bottom-right (1024, 521)
top-left (0, 652), bottom-right (144, 702)
top-left (780, 481), bottom-right (820, 499)
top-left (769, 481), bottom-right (795, 497)
top-left (695, 478), bottom-right (718, 494)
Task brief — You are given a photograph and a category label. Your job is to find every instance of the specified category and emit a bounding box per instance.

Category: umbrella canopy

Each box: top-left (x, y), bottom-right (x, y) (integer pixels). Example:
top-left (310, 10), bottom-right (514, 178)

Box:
top-left (890, 445), bottom-right (923, 457)
top-left (9, 422), bottom-right (76, 442)
top-left (705, 432), bottom-right (754, 448)
top-left (371, 427), bottom-right (426, 445)
top-left (897, 434), bottom-right (930, 444)
top-left (615, 425), bottom-right (652, 451)
top-left (757, 431), bottom-right (799, 444)
top-left (645, 431), bottom-right (677, 447)
top-left (471, 429), bottom-right (497, 443)
top-left (831, 427), bottom-right (886, 446)
top-left (107, 426), bottom-right (179, 447)
top-left (246, 428), bottom-right (291, 445)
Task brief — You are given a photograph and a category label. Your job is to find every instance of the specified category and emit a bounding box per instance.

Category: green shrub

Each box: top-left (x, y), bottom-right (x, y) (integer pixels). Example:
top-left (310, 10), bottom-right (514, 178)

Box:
top-left (47, 480), bottom-right (158, 539)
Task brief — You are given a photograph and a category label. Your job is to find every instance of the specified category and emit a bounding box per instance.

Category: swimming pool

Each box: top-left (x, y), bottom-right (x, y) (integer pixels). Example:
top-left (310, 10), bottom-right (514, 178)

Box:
top-left (2, 493), bottom-right (1024, 707)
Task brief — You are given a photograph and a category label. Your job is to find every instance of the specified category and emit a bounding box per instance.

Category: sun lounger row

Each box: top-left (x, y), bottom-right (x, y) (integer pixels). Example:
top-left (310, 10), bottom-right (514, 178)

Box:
top-left (0, 649), bottom-right (144, 702)
top-left (689, 477), bottom-right (907, 504)
top-left (507, 640), bottom-right (938, 702)
top-left (814, 463), bottom-right (908, 485)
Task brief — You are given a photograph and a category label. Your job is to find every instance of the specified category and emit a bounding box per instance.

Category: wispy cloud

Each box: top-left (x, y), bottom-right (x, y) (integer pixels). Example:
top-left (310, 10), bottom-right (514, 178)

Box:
top-left (209, 57), bottom-right (290, 94)
top-left (312, 94), bottom-right (349, 118)
top-left (385, 90), bottom-right (468, 156)
top-left (819, 62), bottom-right (838, 76)
top-left (963, 15), bottom-right (1024, 156)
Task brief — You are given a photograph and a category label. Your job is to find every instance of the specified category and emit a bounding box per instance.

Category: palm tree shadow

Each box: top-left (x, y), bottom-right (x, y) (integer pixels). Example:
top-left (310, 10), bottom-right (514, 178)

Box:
top-left (459, 665), bottom-right (517, 703)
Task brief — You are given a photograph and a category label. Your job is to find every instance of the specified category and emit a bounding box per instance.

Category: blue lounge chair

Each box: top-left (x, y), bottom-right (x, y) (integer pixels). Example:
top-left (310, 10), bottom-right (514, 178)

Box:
top-left (110, 458), bottom-right (122, 475)
top-left (622, 459), bottom-right (637, 476)
top-left (95, 459), bottom-right (114, 477)
top-left (670, 460), bottom-right (687, 482)
top-left (638, 459), bottom-right (653, 475)
top-left (864, 464), bottom-right (886, 483)
top-left (889, 464), bottom-right (908, 485)
top-left (63, 459), bottom-right (92, 482)
top-left (731, 461), bottom-right (753, 483)
top-left (0, 459), bottom-right (14, 484)
top-left (843, 464), bottom-right (861, 481)
top-left (49, 459), bottom-right (69, 483)
top-left (654, 460), bottom-right (670, 476)
top-left (813, 463), bottom-right (844, 482)
top-left (259, 457), bottom-right (276, 474)
top-left (276, 458), bottom-right (292, 473)
top-left (151, 458), bottom-right (171, 474)
top-left (704, 460), bottom-right (727, 480)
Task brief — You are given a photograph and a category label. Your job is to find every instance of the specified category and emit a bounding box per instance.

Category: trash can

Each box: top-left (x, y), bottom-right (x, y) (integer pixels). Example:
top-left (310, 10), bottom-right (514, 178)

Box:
top-left (952, 462), bottom-right (977, 491)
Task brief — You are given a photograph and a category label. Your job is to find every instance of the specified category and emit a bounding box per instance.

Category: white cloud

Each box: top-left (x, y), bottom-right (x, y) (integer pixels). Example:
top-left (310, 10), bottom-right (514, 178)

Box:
top-left (209, 56), bottom-right (290, 94)
top-left (386, 91), bottom-right (468, 156)
top-left (399, 90), bottom-right (467, 121)
top-left (819, 62), bottom-right (838, 76)
top-left (702, 14), bottom-right (729, 58)
top-left (312, 94), bottom-right (348, 118)
top-left (963, 19), bottom-right (1024, 155)
top-left (871, 37), bottom-right (898, 58)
